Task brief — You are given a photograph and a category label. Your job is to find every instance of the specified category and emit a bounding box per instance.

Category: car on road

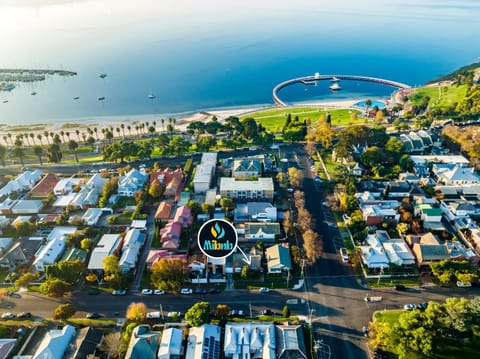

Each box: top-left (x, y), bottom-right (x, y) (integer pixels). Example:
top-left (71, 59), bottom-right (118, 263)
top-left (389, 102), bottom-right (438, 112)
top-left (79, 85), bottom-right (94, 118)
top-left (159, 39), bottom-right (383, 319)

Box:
top-left (1, 313), bottom-right (16, 319)
top-left (259, 287), bottom-right (270, 293)
top-left (394, 284), bottom-right (406, 291)
top-left (142, 289), bottom-right (153, 295)
top-left (403, 304), bottom-right (417, 311)
top-left (248, 146), bottom-right (257, 151)
top-left (154, 289), bottom-right (165, 295)
top-left (17, 312), bottom-right (32, 319)
top-left (314, 176), bottom-right (322, 183)
top-left (86, 312), bottom-right (103, 319)
top-left (261, 309), bottom-right (273, 315)
top-left (180, 288), bottom-right (193, 295)
top-left (417, 302), bottom-right (428, 310)
top-left (287, 188), bottom-right (294, 193)
top-left (208, 288), bottom-right (221, 294)
top-left (229, 309), bottom-right (245, 317)
top-left (339, 248), bottom-right (349, 263)
top-left (194, 288), bottom-right (207, 294)
top-left (167, 311), bottom-right (182, 318)
top-left (456, 281), bottom-right (472, 288)
top-left (88, 289), bottom-right (100, 295)
top-left (112, 289), bottom-right (127, 296)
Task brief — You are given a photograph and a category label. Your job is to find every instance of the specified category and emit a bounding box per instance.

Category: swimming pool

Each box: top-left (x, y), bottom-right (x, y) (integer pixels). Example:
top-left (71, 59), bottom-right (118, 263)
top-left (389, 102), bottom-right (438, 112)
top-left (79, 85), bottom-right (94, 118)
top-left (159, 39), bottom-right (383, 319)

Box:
top-left (354, 99), bottom-right (386, 109)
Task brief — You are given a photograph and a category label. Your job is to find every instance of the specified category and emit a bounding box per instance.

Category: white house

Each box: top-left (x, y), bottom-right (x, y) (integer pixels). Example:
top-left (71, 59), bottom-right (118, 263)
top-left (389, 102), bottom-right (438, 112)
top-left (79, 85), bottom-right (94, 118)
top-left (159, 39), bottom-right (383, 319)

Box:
top-left (193, 164), bottom-right (215, 194)
top-left (32, 325), bottom-right (76, 359)
top-left (119, 228), bottom-right (143, 273)
top-left (234, 202), bottom-right (277, 222)
top-left (434, 164), bottom-right (480, 185)
top-left (82, 208), bottom-right (104, 226)
top-left (360, 234), bottom-right (390, 269)
top-left (0, 170), bottom-right (42, 197)
top-left (265, 244), bottom-right (291, 273)
top-left (117, 169), bottom-right (148, 197)
top-left (88, 234), bottom-right (122, 271)
top-left (224, 323), bottom-right (276, 359)
top-left (158, 328), bottom-right (184, 359)
top-left (53, 177), bottom-right (82, 196)
top-left (33, 237), bottom-right (66, 272)
top-left (11, 200), bottom-right (43, 214)
top-left (71, 173), bottom-right (108, 208)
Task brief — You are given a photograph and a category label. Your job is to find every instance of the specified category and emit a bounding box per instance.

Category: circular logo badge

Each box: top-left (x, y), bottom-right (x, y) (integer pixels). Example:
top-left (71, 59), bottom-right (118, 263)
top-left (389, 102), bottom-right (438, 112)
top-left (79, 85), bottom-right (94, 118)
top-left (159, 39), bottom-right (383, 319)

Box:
top-left (198, 219), bottom-right (238, 259)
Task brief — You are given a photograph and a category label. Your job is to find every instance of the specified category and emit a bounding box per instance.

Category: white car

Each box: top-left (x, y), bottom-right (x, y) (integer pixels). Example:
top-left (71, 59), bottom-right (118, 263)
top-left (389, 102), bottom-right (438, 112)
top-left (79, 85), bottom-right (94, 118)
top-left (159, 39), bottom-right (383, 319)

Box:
top-left (154, 289), bottom-right (165, 295)
top-left (403, 304), bottom-right (416, 311)
top-left (112, 289), bottom-right (127, 296)
top-left (259, 287), bottom-right (270, 293)
top-left (180, 288), bottom-right (193, 295)
top-left (456, 281), bottom-right (472, 288)
top-left (141, 289), bottom-right (153, 295)
top-left (167, 311), bottom-right (182, 318)
top-left (1, 312), bottom-right (16, 319)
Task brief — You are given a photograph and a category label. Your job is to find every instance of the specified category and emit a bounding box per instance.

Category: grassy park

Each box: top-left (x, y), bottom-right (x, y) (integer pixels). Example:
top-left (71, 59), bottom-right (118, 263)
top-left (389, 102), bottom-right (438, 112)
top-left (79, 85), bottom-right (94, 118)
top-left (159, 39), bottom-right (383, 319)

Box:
top-left (410, 84), bottom-right (467, 109)
top-left (240, 107), bottom-right (363, 132)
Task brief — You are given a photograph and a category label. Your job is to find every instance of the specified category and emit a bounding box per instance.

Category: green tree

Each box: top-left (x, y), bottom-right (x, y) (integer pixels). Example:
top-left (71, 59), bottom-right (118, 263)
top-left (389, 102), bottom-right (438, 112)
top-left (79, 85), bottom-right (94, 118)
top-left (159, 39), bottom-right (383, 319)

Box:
top-left (126, 302), bottom-right (147, 321)
top-left (40, 279), bottom-right (72, 297)
top-left (53, 303), bottom-right (76, 321)
top-left (241, 117), bottom-right (258, 140)
top-left (150, 258), bottom-right (188, 291)
top-left (33, 145), bottom-right (44, 165)
top-left (0, 144), bottom-right (6, 166)
top-left (220, 197), bottom-right (234, 216)
top-left (14, 272), bottom-right (37, 289)
top-left (68, 140), bottom-right (79, 163)
top-left (47, 143), bottom-right (62, 163)
top-left (80, 238), bottom-right (93, 252)
top-left (282, 305), bottom-right (291, 318)
top-left (215, 304), bottom-right (230, 319)
top-left (185, 301), bottom-right (211, 327)
top-left (46, 260), bottom-right (86, 284)
top-left (103, 255), bottom-right (120, 278)
top-left (13, 221), bottom-right (36, 237)
top-left (13, 146), bottom-right (25, 166)
top-left (287, 167), bottom-right (304, 187)
top-left (148, 182), bottom-right (164, 198)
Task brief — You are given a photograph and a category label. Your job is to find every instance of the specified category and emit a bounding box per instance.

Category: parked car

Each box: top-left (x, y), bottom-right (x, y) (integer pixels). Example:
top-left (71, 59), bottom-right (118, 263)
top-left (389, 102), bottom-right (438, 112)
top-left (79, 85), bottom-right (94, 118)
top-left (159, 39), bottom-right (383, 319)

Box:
top-left (86, 312), bottom-right (103, 319)
top-left (167, 311), bottom-right (182, 318)
top-left (403, 304), bottom-right (416, 311)
top-left (154, 289), bottom-right (165, 295)
top-left (456, 281), bottom-right (472, 288)
top-left (141, 289), bottom-right (153, 295)
top-left (194, 288), bottom-right (207, 294)
top-left (259, 287), bottom-right (270, 293)
top-left (146, 311), bottom-right (161, 319)
top-left (394, 284), bottom-right (406, 291)
top-left (208, 288), bottom-right (221, 294)
top-left (180, 288), bottom-right (193, 295)
top-left (261, 309), bottom-right (273, 315)
top-left (417, 302), bottom-right (428, 310)
top-left (1, 313), bottom-right (16, 319)
top-left (88, 289), bottom-right (100, 295)
top-left (112, 289), bottom-right (127, 296)
top-left (17, 312), bottom-right (32, 319)
top-left (229, 310), bottom-right (245, 317)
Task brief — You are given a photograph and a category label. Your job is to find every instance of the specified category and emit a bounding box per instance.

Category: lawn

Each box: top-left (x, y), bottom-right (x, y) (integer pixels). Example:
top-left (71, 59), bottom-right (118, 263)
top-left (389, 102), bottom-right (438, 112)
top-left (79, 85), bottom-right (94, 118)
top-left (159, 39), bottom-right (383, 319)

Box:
top-left (373, 310), bottom-right (402, 325)
top-left (240, 107), bottom-right (362, 132)
top-left (410, 84), bottom-right (467, 109)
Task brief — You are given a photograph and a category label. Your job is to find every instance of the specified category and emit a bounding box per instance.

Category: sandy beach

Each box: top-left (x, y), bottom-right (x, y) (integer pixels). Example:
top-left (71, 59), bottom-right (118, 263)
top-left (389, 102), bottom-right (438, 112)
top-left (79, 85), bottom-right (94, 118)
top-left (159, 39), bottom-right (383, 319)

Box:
top-left (0, 99), bottom-right (363, 146)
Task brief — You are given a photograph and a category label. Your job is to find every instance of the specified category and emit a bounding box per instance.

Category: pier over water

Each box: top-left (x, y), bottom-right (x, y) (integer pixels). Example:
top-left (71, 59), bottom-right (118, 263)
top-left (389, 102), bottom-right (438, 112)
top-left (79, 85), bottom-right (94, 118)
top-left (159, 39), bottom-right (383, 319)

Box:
top-left (272, 74), bottom-right (411, 106)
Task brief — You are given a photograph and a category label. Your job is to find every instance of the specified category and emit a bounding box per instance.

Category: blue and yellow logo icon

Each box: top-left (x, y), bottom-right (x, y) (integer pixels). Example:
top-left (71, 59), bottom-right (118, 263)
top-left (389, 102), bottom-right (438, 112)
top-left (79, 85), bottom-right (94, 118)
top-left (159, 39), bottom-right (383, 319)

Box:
top-left (198, 219), bottom-right (238, 259)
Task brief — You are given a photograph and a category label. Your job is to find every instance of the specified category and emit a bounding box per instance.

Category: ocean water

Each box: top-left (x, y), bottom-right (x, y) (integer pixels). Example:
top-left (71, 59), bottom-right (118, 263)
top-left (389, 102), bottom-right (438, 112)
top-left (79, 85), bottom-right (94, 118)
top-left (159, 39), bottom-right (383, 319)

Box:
top-left (0, 0), bottom-right (479, 125)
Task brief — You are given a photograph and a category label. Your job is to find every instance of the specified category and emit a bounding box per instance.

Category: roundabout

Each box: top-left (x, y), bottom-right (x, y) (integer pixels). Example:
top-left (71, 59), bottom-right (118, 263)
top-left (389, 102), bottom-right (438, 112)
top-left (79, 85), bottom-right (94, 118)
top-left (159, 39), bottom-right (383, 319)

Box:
top-left (272, 73), bottom-right (411, 107)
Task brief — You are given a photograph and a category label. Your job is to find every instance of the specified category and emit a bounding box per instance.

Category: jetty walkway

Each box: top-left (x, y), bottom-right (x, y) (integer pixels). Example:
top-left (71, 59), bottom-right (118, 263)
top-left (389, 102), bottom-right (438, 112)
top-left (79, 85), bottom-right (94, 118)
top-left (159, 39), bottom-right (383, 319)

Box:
top-left (272, 74), bottom-right (411, 106)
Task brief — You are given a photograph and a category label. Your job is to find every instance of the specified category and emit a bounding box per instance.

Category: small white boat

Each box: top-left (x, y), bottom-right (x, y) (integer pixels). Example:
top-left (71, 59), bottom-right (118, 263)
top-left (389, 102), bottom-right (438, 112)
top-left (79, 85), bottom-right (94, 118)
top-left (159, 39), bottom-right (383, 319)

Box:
top-left (329, 83), bottom-right (341, 91)
top-left (147, 92), bottom-right (156, 99)
top-left (331, 76), bottom-right (340, 82)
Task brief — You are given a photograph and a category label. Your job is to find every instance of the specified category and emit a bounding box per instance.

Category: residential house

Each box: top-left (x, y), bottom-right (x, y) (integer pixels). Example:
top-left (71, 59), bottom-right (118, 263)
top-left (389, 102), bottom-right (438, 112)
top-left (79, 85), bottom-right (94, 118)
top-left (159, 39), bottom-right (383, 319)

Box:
top-left (30, 173), bottom-right (59, 198)
top-left (407, 233), bottom-right (449, 267)
top-left (155, 201), bottom-right (174, 223)
top-left (130, 219), bottom-right (147, 230)
top-left (72, 327), bottom-right (104, 359)
top-left (232, 247), bottom-right (263, 272)
top-left (125, 325), bottom-right (160, 359)
top-left (0, 339), bottom-right (16, 359)
top-left (0, 237), bottom-right (13, 256)
top-left (0, 215), bottom-right (10, 227)
top-left (150, 167), bottom-right (184, 201)
top-left (440, 200), bottom-right (480, 221)
top-left (224, 323), bottom-right (276, 359)
top-left (160, 222), bottom-right (182, 250)
top-left (82, 208), bottom-right (104, 226)
top-left (220, 177), bottom-right (274, 202)
top-left (385, 181), bottom-right (410, 199)
top-left (173, 206), bottom-right (193, 227)
top-left (158, 327), bottom-right (184, 359)
top-left (0, 169), bottom-right (42, 197)
top-left (71, 173), bottom-right (108, 208)
top-left (146, 250), bottom-right (187, 269)
top-left (234, 202), bottom-right (277, 223)
top-left (415, 203), bottom-right (443, 222)
top-left (275, 325), bottom-right (308, 359)
top-left (0, 237), bottom-right (42, 270)
top-left (360, 234), bottom-right (390, 269)
top-left (242, 222), bottom-right (281, 243)
top-left (399, 172), bottom-right (421, 185)
top-left (32, 325), bottom-right (76, 359)
top-left (232, 158), bottom-right (263, 179)
top-left (11, 199), bottom-right (44, 214)
top-left (351, 162), bottom-right (363, 177)
top-left (375, 231), bottom-right (415, 266)
top-left (265, 244), bottom-right (292, 274)
top-left (87, 234), bottom-right (122, 271)
top-left (33, 227), bottom-right (77, 272)
top-left (117, 169), bottom-right (148, 197)
top-left (193, 152), bottom-right (217, 194)
top-left (185, 324), bottom-right (221, 359)
top-left (359, 201), bottom-right (400, 226)
top-left (54, 177), bottom-right (82, 196)
top-left (434, 164), bottom-right (480, 185)
top-left (119, 228), bottom-right (144, 273)
top-left (0, 198), bottom-right (16, 215)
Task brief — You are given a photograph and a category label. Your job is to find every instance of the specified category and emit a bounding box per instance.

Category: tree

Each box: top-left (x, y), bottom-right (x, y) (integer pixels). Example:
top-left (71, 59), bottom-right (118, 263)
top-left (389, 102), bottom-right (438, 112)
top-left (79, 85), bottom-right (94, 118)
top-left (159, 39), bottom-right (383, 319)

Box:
top-left (33, 145), bottom-right (44, 165)
top-left (148, 182), bottom-right (164, 198)
top-left (0, 144), bottom-right (6, 166)
top-left (365, 99), bottom-right (372, 114)
top-left (80, 238), bottom-right (93, 252)
top-left (68, 140), bottom-right (79, 163)
top-left (287, 167), bottom-right (304, 187)
top-left (150, 258), bottom-right (187, 291)
top-left (303, 229), bottom-right (323, 264)
top-left (126, 302), bottom-right (147, 321)
top-left (53, 303), bottom-right (76, 321)
top-left (47, 143), bottom-right (62, 163)
top-left (13, 221), bottom-right (36, 237)
top-left (46, 260), bottom-right (86, 284)
top-left (282, 305), bottom-right (291, 318)
top-left (241, 117), bottom-right (258, 140)
top-left (396, 223), bottom-right (408, 235)
top-left (14, 272), bottom-right (37, 289)
top-left (101, 332), bottom-right (123, 359)
top-left (103, 255), bottom-right (120, 279)
top-left (185, 301), bottom-right (211, 327)
top-left (40, 279), bottom-right (72, 297)
top-left (220, 197), bottom-right (234, 216)
top-left (311, 116), bottom-right (334, 148)
top-left (216, 304), bottom-right (230, 319)
top-left (13, 146), bottom-right (25, 166)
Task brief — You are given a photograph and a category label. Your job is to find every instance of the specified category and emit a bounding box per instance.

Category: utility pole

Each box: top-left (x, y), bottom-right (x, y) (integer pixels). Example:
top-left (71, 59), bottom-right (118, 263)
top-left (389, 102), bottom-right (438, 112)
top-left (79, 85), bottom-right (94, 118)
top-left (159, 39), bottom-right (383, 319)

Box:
top-left (249, 303), bottom-right (253, 319)
top-left (159, 304), bottom-right (164, 320)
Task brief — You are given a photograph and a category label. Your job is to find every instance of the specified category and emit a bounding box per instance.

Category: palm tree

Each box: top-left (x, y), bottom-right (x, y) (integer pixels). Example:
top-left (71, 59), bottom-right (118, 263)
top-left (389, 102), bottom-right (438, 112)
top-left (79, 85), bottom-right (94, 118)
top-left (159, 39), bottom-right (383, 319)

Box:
top-left (23, 133), bottom-right (30, 145)
top-left (30, 133), bottom-right (35, 145)
top-left (105, 131), bottom-right (114, 144)
top-left (43, 131), bottom-right (50, 144)
top-left (2, 136), bottom-right (7, 146)
top-left (127, 125), bottom-right (131, 136)
top-left (82, 133), bottom-right (87, 143)
top-left (0, 144), bottom-right (6, 166)
top-left (365, 99), bottom-right (372, 117)
top-left (173, 118), bottom-right (176, 129)
top-left (68, 140), bottom-right (79, 163)
top-left (120, 123), bottom-right (125, 137)
top-left (161, 118), bottom-right (165, 132)
top-left (65, 132), bottom-right (71, 141)
top-left (115, 127), bottom-right (121, 137)
top-left (49, 132), bottom-right (54, 143)
top-left (13, 146), bottom-right (25, 166)
top-left (60, 130), bottom-right (65, 142)
top-left (75, 129), bottom-right (80, 141)
top-left (37, 133), bottom-right (43, 145)
top-left (135, 125), bottom-right (139, 134)
top-left (93, 127), bottom-right (98, 139)
top-left (33, 145), bottom-right (44, 165)
top-left (7, 133), bottom-right (12, 146)
top-left (14, 137), bottom-right (23, 147)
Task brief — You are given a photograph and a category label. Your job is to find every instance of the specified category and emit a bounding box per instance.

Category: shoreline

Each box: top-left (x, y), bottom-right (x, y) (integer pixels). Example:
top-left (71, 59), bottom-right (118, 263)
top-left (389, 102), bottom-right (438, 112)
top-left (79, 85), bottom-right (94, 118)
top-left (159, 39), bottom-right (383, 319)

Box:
top-left (0, 98), bottom-right (378, 145)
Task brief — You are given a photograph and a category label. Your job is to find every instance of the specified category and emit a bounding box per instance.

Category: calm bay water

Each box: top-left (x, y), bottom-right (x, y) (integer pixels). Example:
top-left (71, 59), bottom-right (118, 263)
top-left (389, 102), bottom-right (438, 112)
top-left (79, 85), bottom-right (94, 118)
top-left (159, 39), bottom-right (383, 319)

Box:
top-left (0, 0), bottom-right (479, 125)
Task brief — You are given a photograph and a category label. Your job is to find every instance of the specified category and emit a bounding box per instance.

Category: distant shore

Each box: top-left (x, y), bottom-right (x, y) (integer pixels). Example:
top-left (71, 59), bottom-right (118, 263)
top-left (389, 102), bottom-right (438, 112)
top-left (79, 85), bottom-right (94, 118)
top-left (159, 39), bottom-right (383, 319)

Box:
top-left (0, 99), bottom-right (367, 146)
